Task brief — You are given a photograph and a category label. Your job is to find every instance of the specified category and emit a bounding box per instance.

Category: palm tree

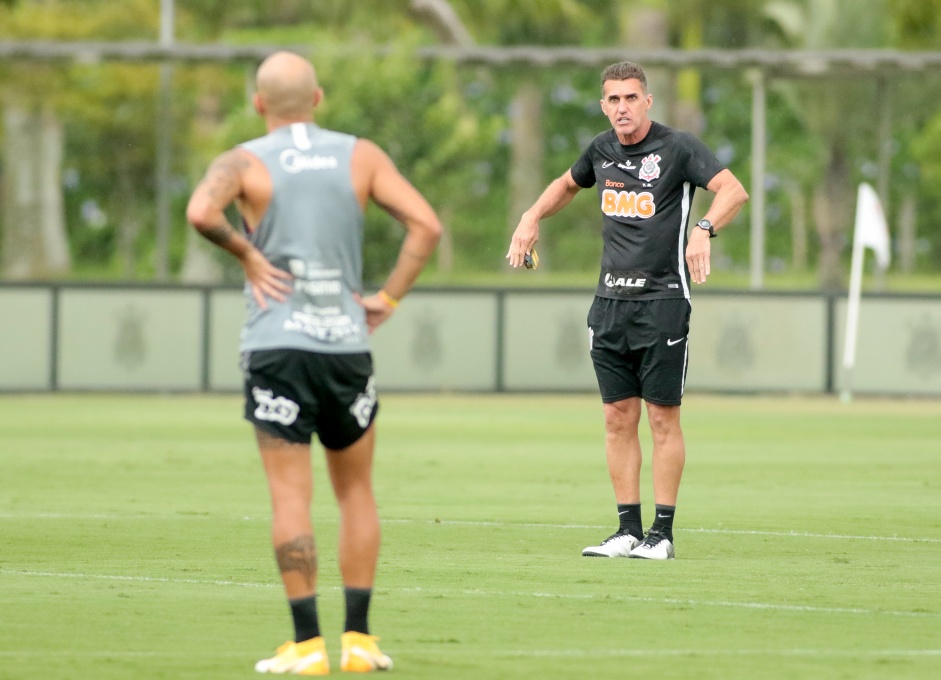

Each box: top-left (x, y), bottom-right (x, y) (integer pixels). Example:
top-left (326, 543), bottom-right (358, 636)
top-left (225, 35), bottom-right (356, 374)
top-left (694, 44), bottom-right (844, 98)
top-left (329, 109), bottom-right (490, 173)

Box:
top-left (0, 1), bottom-right (72, 279)
top-left (1, 101), bottom-right (71, 278)
top-left (763, 0), bottom-right (890, 290)
top-left (453, 0), bottom-right (602, 250)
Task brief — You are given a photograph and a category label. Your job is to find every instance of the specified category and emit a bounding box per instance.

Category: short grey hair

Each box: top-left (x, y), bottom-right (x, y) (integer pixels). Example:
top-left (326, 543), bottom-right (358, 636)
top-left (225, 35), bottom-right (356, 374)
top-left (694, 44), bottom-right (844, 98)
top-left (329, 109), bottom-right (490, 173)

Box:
top-left (600, 61), bottom-right (648, 94)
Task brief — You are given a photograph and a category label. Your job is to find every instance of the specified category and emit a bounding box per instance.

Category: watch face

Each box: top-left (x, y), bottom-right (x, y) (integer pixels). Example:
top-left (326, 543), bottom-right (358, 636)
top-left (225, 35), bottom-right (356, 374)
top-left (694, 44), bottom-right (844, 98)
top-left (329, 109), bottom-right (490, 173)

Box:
top-left (697, 220), bottom-right (715, 237)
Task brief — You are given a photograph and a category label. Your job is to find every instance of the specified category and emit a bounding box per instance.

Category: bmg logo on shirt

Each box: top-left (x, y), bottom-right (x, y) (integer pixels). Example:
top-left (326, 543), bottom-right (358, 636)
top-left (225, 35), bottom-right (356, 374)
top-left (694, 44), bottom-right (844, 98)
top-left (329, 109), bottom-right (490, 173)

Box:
top-left (601, 190), bottom-right (656, 218)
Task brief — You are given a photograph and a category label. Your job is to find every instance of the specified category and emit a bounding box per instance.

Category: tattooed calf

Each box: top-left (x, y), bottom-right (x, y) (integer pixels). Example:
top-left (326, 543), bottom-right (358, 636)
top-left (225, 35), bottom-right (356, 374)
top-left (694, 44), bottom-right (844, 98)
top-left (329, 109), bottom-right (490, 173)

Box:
top-left (275, 534), bottom-right (317, 588)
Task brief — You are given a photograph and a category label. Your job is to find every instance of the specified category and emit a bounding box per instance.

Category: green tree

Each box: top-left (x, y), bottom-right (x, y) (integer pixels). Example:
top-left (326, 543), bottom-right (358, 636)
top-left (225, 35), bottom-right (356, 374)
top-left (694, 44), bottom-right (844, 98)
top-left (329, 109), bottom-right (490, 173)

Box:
top-left (185, 7), bottom-right (503, 282)
top-left (451, 0), bottom-right (608, 266)
top-left (0, 0), bottom-right (209, 280)
top-left (892, 0), bottom-right (941, 271)
top-left (0, 0), bottom-right (78, 278)
top-left (761, 0), bottom-right (890, 290)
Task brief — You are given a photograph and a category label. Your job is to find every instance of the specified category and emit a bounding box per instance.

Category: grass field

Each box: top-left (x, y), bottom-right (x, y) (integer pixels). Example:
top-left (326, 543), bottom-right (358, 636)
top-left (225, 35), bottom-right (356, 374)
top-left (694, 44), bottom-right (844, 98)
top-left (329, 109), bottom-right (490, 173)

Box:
top-left (1, 393), bottom-right (939, 679)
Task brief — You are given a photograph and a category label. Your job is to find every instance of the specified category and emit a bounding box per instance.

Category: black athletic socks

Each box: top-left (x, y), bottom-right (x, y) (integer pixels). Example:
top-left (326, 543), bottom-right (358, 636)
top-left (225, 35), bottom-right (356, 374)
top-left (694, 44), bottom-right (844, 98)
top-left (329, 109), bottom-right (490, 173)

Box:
top-left (289, 595), bottom-right (321, 643)
top-left (344, 587), bottom-right (373, 635)
top-left (291, 588), bottom-right (374, 640)
top-left (651, 504), bottom-right (676, 542)
top-left (617, 503), bottom-right (644, 540)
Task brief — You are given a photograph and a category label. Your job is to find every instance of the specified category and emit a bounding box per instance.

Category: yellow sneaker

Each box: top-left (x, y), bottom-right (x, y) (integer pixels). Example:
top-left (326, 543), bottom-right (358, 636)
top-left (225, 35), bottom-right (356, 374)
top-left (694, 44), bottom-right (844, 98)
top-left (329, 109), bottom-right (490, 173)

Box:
top-left (255, 637), bottom-right (330, 675)
top-left (340, 632), bottom-right (393, 672)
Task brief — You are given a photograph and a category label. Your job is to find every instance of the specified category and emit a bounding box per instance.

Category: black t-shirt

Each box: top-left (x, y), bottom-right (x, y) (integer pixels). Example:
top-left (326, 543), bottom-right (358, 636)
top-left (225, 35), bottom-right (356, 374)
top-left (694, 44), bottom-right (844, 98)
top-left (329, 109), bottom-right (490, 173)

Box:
top-left (570, 122), bottom-right (724, 300)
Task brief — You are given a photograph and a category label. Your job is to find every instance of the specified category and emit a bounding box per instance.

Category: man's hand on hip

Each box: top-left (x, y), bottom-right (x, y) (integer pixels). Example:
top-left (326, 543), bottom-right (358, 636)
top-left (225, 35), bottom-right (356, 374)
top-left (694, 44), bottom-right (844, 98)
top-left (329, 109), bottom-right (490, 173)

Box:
top-left (685, 229), bottom-right (711, 285)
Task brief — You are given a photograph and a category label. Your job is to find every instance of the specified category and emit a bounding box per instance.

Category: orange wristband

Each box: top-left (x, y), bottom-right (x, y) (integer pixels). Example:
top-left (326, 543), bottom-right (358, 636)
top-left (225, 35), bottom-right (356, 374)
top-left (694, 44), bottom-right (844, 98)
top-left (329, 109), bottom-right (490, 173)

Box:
top-left (378, 289), bottom-right (399, 309)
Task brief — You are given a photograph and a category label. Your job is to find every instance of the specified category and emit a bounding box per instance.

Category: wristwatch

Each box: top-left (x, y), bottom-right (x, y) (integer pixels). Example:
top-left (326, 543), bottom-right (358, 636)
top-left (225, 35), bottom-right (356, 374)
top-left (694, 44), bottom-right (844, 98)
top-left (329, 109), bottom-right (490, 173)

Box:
top-left (696, 219), bottom-right (716, 238)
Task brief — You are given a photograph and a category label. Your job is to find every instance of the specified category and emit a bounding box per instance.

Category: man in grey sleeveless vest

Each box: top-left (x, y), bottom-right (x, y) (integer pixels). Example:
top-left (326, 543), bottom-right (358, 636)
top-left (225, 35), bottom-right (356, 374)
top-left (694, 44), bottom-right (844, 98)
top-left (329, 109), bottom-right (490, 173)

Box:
top-left (187, 51), bottom-right (441, 675)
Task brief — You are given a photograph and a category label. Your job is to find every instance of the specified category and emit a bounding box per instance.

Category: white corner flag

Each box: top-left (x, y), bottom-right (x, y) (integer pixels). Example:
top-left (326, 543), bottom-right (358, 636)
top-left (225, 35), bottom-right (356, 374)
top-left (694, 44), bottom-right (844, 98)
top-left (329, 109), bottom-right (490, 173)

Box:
top-left (854, 183), bottom-right (891, 270)
top-left (841, 182), bottom-right (891, 402)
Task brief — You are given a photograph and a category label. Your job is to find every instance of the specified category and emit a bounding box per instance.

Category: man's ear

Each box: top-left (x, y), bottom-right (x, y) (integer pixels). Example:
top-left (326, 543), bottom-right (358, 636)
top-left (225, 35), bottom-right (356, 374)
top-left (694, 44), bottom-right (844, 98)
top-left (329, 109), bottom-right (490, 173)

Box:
top-left (312, 87), bottom-right (324, 109)
top-left (252, 93), bottom-right (264, 115)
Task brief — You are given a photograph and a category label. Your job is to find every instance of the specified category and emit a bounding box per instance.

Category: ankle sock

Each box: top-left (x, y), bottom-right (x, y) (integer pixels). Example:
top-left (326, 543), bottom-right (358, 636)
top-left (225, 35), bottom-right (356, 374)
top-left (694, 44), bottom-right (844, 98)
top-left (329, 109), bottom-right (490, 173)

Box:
top-left (651, 504), bottom-right (676, 542)
top-left (289, 595), bottom-right (320, 643)
top-left (616, 503), bottom-right (643, 540)
top-left (344, 587), bottom-right (373, 634)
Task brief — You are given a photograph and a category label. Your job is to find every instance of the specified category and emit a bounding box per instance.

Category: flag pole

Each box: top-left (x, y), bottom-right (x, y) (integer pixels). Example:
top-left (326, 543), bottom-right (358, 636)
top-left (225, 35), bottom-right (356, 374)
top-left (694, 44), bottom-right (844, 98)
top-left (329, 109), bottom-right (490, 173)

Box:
top-left (841, 183), bottom-right (891, 403)
top-left (840, 210), bottom-right (866, 403)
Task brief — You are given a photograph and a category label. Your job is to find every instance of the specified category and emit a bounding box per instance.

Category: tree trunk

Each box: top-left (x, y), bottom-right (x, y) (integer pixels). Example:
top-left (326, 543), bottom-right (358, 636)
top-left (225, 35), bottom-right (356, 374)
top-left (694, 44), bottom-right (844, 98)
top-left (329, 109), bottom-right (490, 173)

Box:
top-left (789, 186), bottom-right (808, 270)
top-left (812, 143), bottom-right (852, 291)
top-left (674, 17), bottom-right (705, 135)
top-left (38, 107), bottom-right (71, 274)
top-left (407, 0), bottom-right (468, 274)
top-left (435, 206), bottom-right (454, 273)
top-left (180, 91), bottom-right (225, 283)
top-left (508, 79), bottom-right (544, 246)
top-left (2, 107), bottom-right (36, 278)
top-left (115, 152), bottom-right (141, 278)
top-left (620, 5), bottom-right (674, 126)
top-left (897, 192), bottom-right (916, 274)
top-left (2, 102), bottom-right (71, 279)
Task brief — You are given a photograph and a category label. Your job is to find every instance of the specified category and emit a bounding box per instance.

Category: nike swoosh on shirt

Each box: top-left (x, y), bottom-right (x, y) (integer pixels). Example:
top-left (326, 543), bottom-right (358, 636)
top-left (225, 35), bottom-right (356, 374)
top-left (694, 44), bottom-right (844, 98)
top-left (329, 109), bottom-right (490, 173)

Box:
top-left (602, 161), bottom-right (615, 168)
top-left (666, 338), bottom-right (686, 346)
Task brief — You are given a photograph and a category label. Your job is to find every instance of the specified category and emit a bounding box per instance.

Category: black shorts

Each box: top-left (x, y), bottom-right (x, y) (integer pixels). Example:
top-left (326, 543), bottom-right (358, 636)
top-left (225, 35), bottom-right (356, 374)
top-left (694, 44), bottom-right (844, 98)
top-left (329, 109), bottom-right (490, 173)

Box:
top-left (588, 297), bottom-right (691, 406)
top-left (242, 349), bottom-right (378, 449)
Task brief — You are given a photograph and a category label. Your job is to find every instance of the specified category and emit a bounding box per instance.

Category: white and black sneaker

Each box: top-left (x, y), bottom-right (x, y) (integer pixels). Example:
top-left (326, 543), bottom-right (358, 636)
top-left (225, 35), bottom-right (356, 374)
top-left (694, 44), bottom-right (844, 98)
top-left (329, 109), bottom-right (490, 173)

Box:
top-left (582, 530), bottom-right (641, 557)
top-left (629, 530), bottom-right (675, 560)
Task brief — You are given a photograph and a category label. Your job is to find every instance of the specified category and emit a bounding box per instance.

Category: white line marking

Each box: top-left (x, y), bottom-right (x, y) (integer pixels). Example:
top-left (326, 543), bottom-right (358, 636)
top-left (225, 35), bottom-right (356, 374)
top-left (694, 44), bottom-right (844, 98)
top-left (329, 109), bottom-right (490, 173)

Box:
top-left (0, 569), bottom-right (278, 589)
top-left (685, 526), bottom-right (941, 543)
top-left (399, 587), bottom-right (940, 619)
top-left (0, 651), bottom-right (172, 658)
top-left (0, 513), bottom-right (220, 520)
top-left (387, 520), bottom-right (941, 544)
top-left (2, 570), bottom-right (937, 619)
top-left (493, 648), bottom-right (941, 658)
top-left (0, 648), bottom-right (937, 659)
top-left (2, 513), bottom-right (939, 543)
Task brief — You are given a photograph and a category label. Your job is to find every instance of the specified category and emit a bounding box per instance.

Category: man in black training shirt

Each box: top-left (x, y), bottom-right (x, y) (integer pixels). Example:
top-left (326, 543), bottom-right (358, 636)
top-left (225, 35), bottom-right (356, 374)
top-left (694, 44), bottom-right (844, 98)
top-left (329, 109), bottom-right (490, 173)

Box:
top-left (507, 61), bottom-right (748, 560)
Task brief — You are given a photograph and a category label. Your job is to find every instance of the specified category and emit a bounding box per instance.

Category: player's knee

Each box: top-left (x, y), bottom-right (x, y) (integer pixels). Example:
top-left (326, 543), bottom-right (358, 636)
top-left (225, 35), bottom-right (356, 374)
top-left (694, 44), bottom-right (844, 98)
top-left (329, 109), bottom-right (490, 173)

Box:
top-left (645, 403), bottom-right (681, 436)
top-left (602, 402), bottom-right (640, 433)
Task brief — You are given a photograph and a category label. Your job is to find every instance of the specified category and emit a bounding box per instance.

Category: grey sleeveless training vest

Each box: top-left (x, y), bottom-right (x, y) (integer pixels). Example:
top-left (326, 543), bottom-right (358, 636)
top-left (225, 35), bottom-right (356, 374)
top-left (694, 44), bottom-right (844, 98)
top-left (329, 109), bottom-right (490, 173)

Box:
top-left (238, 123), bottom-right (369, 354)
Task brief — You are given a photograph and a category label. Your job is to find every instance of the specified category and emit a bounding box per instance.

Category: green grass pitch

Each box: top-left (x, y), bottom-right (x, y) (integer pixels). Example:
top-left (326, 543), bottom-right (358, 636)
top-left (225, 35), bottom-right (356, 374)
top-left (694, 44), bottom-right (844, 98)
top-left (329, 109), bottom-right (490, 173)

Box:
top-left (1, 393), bottom-right (939, 679)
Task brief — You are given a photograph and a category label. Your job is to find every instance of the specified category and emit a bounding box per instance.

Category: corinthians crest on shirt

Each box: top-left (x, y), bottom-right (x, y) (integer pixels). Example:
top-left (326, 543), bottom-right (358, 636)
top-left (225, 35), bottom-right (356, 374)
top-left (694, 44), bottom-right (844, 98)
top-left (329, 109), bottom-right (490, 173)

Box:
top-left (639, 153), bottom-right (662, 182)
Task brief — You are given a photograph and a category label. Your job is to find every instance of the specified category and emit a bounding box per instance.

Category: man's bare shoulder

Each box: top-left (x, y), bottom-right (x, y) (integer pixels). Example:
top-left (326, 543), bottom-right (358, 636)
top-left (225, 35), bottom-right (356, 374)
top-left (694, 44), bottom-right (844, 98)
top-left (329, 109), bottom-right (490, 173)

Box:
top-left (351, 138), bottom-right (398, 188)
top-left (196, 148), bottom-right (261, 204)
top-left (352, 137), bottom-right (389, 162)
top-left (208, 148), bottom-right (257, 175)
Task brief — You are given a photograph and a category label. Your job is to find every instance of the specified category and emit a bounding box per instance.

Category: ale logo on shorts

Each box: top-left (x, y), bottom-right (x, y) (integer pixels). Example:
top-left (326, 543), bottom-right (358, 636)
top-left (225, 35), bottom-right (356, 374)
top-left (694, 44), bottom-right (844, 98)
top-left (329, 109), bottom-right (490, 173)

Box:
top-left (252, 387), bottom-right (300, 426)
top-left (349, 376), bottom-right (377, 429)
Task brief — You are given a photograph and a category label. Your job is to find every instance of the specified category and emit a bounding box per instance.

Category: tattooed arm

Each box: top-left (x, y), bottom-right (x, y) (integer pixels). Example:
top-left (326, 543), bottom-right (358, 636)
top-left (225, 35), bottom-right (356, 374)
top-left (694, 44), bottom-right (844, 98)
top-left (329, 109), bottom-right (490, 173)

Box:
top-left (186, 150), bottom-right (292, 309)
